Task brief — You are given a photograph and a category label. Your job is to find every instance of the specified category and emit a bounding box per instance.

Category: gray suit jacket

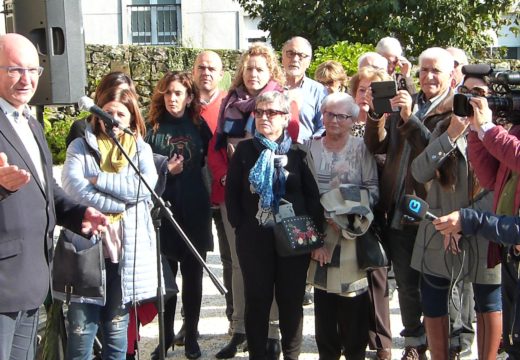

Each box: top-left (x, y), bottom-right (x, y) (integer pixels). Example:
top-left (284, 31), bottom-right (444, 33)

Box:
top-left (0, 110), bottom-right (85, 313)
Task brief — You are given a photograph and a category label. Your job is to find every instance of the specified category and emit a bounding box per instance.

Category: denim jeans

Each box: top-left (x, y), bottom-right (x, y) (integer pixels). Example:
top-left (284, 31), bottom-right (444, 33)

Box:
top-left (66, 261), bottom-right (129, 360)
top-left (0, 308), bottom-right (39, 360)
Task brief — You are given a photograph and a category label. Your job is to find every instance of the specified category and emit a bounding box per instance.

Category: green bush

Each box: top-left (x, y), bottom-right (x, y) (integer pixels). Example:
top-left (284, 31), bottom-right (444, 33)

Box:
top-left (309, 41), bottom-right (375, 78)
top-left (43, 107), bottom-right (87, 165)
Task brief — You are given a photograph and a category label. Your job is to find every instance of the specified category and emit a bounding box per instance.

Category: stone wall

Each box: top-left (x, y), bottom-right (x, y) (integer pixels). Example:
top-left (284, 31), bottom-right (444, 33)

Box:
top-left (85, 44), bottom-right (242, 107)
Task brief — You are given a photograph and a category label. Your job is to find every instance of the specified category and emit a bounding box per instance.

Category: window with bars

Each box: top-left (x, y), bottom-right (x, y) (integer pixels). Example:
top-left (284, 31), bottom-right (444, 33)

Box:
top-left (128, 0), bottom-right (181, 45)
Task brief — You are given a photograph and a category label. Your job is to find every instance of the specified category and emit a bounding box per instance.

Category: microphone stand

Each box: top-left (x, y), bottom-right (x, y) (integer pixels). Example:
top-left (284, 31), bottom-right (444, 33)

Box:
top-left (105, 127), bottom-right (227, 360)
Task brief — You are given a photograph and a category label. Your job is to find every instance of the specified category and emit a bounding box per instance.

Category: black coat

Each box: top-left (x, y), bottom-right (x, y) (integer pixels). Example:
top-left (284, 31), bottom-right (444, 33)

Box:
top-left (0, 111), bottom-right (86, 312)
top-left (225, 139), bottom-right (324, 246)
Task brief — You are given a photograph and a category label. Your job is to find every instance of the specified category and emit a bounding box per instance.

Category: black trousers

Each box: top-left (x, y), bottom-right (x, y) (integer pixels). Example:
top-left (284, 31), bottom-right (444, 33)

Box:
top-left (314, 288), bottom-right (369, 360)
top-left (236, 229), bottom-right (309, 360)
top-left (163, 248), bottom-right (206, 345)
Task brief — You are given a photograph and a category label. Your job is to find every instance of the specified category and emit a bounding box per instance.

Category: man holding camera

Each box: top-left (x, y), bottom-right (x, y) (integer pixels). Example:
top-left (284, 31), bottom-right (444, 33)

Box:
top-left (364, 47), bottom-right (455, 360)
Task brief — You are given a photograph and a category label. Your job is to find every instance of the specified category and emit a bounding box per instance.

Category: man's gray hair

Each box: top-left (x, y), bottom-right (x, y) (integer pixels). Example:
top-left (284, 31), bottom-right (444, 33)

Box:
top-left (256, 91), bottom-right (291, 114)
top-left (282, 36), bottom-right (313, 54)
top-left (446, 47), bottom-right (468, 66)
top-left (357, 52), bottom-right (389, 71)
top-left (321, 92), bottom-right (359, 119)
top-left (375, 37), bottom-right (403, 57)
top-left (419, 47), bottom-right (455, 74)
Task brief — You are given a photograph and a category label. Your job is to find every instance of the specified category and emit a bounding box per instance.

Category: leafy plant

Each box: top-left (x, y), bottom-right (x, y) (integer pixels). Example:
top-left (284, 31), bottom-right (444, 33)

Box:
top-left (43, 107), bottom-right (88, 165)
top-left (236, 0), bottom-right (518, 58)
top-left (309, 41), bottom-right (375, 77)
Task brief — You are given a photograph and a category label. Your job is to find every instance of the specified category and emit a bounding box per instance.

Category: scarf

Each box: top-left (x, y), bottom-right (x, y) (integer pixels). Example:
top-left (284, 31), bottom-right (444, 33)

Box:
top-left (215, 80), bottom-right (283, 149)
top-left (248, 131), bottom-right (292, 215)
top-left (97, 132), bottom-right (137, 224)
top-left (97, 132), bottom-right (137, 173)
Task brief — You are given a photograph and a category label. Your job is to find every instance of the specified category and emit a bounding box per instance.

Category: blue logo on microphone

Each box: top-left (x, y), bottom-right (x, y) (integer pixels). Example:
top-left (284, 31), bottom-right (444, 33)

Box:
top-left (409, 199), bottom-right (421, 214)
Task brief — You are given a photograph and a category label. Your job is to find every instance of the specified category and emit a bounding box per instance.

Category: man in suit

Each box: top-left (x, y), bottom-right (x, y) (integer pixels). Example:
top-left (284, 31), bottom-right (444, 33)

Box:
top-left (0, 33), bottom-right (107, 360)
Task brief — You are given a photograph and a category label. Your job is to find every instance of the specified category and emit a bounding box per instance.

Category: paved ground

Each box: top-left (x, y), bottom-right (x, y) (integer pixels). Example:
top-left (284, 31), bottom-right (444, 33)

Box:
top-left (133, 249), bottom-right (482, 360)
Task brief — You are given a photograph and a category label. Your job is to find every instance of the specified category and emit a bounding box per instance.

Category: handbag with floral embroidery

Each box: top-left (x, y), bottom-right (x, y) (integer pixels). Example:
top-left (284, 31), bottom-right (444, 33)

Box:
top-left (273, 199), bottom-right (323, 257)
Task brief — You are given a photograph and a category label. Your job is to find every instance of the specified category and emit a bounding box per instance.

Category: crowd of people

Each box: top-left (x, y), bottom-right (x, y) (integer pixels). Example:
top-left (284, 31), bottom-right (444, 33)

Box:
top-left (0, 30), bottom-right (519, 360)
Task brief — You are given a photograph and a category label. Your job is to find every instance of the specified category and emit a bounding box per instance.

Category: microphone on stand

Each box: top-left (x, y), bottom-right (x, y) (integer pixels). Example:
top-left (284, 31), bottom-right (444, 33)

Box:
top-left (402, 195), bottom-right (438, 221)
top-left (78, 96), bottom-right (134, 136)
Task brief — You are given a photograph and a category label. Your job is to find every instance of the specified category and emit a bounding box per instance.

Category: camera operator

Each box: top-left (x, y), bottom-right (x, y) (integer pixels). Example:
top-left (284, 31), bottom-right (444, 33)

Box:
top-left (437, 85), bottom-right (520, 359)
top-left (409, 70), bottom-right (502, 360)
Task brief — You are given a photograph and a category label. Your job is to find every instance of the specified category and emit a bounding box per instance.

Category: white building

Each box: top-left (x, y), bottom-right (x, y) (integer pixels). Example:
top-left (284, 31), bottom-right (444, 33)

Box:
top-left (81, 0), bottom-right (267, 49)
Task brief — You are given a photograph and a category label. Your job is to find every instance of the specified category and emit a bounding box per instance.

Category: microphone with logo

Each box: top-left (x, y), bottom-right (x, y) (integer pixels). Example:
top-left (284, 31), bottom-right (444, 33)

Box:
top-left (78, 96), bottom-right (134, 136)
top-left (402, 195), bottom-right (438, 221)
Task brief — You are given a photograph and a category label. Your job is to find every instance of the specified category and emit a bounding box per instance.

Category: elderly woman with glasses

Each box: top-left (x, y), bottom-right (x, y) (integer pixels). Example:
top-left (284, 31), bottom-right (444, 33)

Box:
top-left (306, 92), bottom-right (379, 360)
top-left (225, 91), bottom-right (323, 360)
top-left (209, 42), bottom-right (298, 359)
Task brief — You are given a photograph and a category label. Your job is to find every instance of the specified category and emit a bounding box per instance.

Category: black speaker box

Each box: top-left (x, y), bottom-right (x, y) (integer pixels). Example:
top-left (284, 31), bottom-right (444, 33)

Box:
top-left (4, 0), bottom-right (86, 105)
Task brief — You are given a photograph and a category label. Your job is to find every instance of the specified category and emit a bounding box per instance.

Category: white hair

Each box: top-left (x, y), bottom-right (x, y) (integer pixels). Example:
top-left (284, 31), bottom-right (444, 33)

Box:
top-left (321, 92), bottom-right (359, 118)
top-left (375, 37), bottom-right (403, 57)
top-left (446, 47), bottom-right (468, 66)
top-left (357, 52), bottom-right (389, 71)
top-left (418, 47), bottom-right (455, 74)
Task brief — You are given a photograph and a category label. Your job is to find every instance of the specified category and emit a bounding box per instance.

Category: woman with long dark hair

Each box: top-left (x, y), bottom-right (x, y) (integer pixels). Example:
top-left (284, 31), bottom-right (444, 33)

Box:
top-left (146, 71), bottom-right (212, 360)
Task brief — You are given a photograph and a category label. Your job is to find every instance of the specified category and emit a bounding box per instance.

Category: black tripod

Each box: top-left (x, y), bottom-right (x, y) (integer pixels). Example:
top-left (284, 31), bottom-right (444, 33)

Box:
top-left (105, 127), bottom-right (227, 360)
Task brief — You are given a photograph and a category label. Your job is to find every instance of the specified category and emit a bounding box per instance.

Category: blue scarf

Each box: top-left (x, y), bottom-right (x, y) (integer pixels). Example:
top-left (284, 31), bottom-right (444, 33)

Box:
top-left (249, 131), bottom-right (292, 213)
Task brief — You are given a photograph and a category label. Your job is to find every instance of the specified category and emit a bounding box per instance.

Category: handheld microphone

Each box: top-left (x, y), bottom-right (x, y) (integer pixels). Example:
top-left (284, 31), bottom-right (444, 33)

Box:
top-left (78, 96), bottom-right (134, 136)
top-left (402, 195), bottom-right (438, 221)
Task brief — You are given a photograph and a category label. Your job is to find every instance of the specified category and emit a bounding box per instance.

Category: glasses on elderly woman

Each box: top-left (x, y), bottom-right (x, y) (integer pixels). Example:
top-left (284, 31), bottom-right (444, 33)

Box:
top-left (323, 111), bottom-right (353, 122)
top-left (458, 85), bottom-right (488, 97)
top-left (254, 109), bottom-right (288, 119)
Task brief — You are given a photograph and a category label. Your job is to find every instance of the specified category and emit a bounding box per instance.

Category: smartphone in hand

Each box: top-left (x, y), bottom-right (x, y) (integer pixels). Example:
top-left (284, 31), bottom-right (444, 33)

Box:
top-left (371, 81), bottom-right (398, 113)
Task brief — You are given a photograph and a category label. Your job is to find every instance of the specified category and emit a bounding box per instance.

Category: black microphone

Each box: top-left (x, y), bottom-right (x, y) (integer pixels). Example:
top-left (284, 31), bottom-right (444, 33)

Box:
top-left (78, 96), bottom-right (134, 136)
top-left (461, 64), bottom-right (492, 77)
top-left (402, 195), bottom-right (438, 221)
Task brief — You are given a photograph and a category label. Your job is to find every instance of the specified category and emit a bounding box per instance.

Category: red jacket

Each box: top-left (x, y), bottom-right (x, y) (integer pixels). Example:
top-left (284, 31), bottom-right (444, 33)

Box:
top-left (467, 124), bottom-right (520, 266)
top-left (208, 135), bottom-right (228, 204)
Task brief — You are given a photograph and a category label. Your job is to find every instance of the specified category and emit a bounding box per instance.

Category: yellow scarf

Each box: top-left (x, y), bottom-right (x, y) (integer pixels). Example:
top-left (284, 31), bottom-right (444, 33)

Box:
top-left (97, 132), bottom-right (137, 223)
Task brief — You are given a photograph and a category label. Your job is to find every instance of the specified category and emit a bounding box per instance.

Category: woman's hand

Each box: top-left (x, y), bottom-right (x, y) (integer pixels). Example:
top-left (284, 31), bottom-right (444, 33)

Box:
top-left (447, 115), bottom-right (470, 142)
top-left (468, 96), bottom-right (493, 132)
top-left (311, 246), bottom-right (330, 267)
top-left (167, 154), bottom-right (184, 175)
top-left (88, 177), bottom-right (98, 185)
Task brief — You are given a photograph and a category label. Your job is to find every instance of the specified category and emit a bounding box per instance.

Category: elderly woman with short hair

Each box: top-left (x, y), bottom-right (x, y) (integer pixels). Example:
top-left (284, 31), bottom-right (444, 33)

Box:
top-left (225, 91), bottom-right (323, 360)
top-left (306, 92), bottom-right (379, 360)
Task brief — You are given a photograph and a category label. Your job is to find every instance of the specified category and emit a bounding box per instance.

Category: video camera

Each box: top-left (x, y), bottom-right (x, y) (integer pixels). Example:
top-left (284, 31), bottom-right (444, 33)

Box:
top-left (453, 64), bottom-right (520, 124)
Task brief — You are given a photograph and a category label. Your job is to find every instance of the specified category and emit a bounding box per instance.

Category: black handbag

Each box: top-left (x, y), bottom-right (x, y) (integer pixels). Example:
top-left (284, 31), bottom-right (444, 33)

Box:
top-left (274, 215), bottom-right (324, 257)
top-left (355, 227), bottom-right (389, 271)
top-left (51, 229), bottom-right (106, 304)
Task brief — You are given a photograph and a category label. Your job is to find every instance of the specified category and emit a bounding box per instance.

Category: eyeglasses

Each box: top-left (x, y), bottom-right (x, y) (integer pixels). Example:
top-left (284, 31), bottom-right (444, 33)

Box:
top-left (323, 111), bottom-right (353, 122)
top-left (458, 85), bottom-right (487, 97)
top-left (254, 109), bottom-right (288, 119)
top-left (0, 66), bottom-right (44, 78)
top-left (284, 50), bottom-right (311, 60)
